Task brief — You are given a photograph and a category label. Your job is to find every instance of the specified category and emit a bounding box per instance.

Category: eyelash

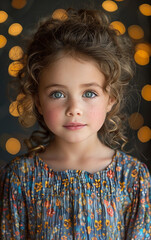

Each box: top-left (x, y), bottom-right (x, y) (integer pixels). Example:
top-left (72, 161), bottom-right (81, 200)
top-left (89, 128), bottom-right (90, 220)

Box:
top-left (49, 90), bottom-right (98, 99)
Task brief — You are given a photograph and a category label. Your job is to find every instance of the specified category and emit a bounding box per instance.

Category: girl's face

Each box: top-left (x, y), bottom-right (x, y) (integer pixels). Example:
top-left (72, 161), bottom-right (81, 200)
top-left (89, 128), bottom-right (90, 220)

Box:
top-left (36, 55), bottom-right (115, 143)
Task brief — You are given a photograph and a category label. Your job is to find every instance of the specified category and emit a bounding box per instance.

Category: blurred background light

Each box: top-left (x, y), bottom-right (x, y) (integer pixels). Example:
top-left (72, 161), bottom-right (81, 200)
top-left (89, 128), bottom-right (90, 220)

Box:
top-left (110, 21), bottom-right (126, 35)
top-left (128, 112), bottom-right (144, 130)
top-left (9, 101), bottom-right (23, 117)
top-left (8, 61), bottom-right (24, 77)
top-left (0, 134), bottom-right (12, 150)
top-left (139, 4), bottom-right (151, 16)
top-left (16, 93), bottom-right (25, 101)
top-left (11, 0), bottom-right (27, 9)
top-left (15, 94), bottom-right (36, 127)
top-left (0, 35), bottom-right (7, 48)
top-left (22, 114), bottom-right (37, 127)
top-left (0, 11), bottom-right (8, 23)
top-left (141, 85), bottom-right (151, 101)
top-left (5, 137), bottom-right (21, 155)
top-left (102, 0), bottom-right (118, 12)
top-left (128, 25), bottom-right (144, 40)
top-left (9, 46), bottom-right (23, 60)
top-left (135, 43), bottom-right (151, 56)
top-left (52, 9), bottom-right (68, 20)
top-left (137, 126), bottom-right (151, 143)
top-left (8, 23), bottom-right (23, 36)
top-left (134, 50), bottom-right (149, 66)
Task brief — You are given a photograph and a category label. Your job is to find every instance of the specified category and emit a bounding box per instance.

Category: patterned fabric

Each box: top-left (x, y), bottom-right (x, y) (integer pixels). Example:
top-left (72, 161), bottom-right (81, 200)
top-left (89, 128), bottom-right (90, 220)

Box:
top-left (0, 150), bottom-right (151, 240)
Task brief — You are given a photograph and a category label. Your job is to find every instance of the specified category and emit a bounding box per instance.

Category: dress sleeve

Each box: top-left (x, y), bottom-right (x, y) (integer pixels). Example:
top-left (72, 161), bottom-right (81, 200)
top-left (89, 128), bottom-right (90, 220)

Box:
top-left (125, 162), bottom-right (151, 240)
top-left (0, 164), bottom-right (28, 239)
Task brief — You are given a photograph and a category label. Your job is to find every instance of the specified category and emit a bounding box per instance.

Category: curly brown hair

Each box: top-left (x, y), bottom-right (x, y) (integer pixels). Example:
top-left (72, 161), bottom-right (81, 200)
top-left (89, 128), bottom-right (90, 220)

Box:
top-left (12, 8), bottom-right (135, 151)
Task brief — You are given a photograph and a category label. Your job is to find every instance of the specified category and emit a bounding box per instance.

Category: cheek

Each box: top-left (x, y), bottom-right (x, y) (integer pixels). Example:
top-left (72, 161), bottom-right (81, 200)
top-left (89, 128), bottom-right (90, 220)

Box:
top-left (87, 105), bottom-right (107, 124)
top-left (42, 107), bottom-right (62, 127)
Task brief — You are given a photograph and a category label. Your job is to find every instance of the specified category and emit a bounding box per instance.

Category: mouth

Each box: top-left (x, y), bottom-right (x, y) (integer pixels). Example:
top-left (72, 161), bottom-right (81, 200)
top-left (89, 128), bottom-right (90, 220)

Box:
top-left (63, 123), bottom-right (87, 130)
top-left (64, 123), bottom-right (86, 127)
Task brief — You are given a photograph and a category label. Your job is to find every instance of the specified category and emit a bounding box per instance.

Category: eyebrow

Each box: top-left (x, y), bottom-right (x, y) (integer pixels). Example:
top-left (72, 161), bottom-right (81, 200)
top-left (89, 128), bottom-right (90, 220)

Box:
top-left (45, 83), bottom-right (103, 89)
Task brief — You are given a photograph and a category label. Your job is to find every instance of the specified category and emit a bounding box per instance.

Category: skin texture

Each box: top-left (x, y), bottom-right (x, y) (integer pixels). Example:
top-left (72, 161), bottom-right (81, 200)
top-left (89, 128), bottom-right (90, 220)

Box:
top-left (35, 55), bottom-right (115, 170)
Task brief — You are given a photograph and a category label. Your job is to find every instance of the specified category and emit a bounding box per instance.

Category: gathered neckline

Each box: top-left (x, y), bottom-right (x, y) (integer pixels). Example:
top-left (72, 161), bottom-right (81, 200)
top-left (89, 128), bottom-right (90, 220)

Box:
top-left (35, 149), bottom-right (118, 176)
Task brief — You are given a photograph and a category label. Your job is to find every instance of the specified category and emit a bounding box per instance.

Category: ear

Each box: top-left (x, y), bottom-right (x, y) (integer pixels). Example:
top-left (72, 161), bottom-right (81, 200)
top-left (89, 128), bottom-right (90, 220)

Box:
top-left (107, 96), bottom-right (116, 113)
top-left (34, 95), bottom-right (43, 115)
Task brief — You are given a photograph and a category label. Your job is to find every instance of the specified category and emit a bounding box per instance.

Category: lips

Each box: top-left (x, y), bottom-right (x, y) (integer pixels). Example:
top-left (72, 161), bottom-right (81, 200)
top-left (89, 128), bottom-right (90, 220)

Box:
top-left (64, 123), bottom-right (86, 127)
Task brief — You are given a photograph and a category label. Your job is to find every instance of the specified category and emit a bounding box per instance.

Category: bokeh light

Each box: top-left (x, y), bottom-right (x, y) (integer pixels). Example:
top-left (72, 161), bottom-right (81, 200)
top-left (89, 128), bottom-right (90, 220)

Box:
top-left (137, 126), bottom-right (151, 143)
top-left (128, 112), bottom-right (144, 130)
top-left (52, 9), bottom-right (68, 20)
top-left (11, 0), bottom-right (27, 9)
top-left (9, 94), bottom-right (36, 127)
top-left (8, 23), bottom-right (23, 36)
top-left (110, 21), bottom-right (126, 35)
top-left (128, 25), bottom-right (144, 40)
top-left (16, 93), bottom-right (25, 101)
top-left (134, 50), bottom-right (149, 66)
top-left (135, 43), bottom-right (151, 56)
top-left (0, 35), bottom-right (7, 48)
top-left (139, 4), bottom-right (151, 16)
top-left (8, 61), bottom-right (24, 77)
top-left (141, 85), bottom-right (151, 101)
top-left (0, 11), bottom-right (8, 23)
top-left (22, 114), bottom-right (37, 127)
top-left (9, 101), bottom-right (23, 117)
top-left (9, 46), bottom-right (23, 60)
top-left (5, 137), bottom-right (21, 155)
top-left (102, 1), bottom-right (118, 12)
top-left (0, 133), bottom-right (11, 150)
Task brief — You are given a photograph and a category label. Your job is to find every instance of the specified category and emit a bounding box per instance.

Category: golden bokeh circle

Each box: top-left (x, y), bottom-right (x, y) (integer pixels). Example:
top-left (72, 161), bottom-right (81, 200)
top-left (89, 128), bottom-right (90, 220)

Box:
top-left (0, 11), bottom-right (8, 23)
top-left (137, 126), bottom-right (151, 143)
top-left (5, 137), bottom-right (21, 155)
top-left (0, 35), bottom-right (7, 48)
top-left (134, 50), bottom-right (149, 66)
top-left (11, 0), bottom-right (27, 9)
top-left (21, 114), bottom-right (37, 127)
top-left (128, 112), bottom-right (144, 130)
top-left (102, 1), bottom-right (118, 12)
top-left (110, 21), bottom-right (126, 35)
top-left (52, 9), bottom-right (68, 20)
top-left (16, 93), bottom-right (25, 101)
top-left (128, 25), bottom-right (144, 40)
top-left (9, 101), bottom-right (19, 117)
top-left (9, 46), bottom-right (23, 60)
top-left (8, 61), bottom-right (24, 77)
top-left (0, 134), bottom-right (12, 150)
top-left (9, 101), bottom-right (23, 117)
top-left (135, 43), bottom-right (151, 56)
top-left (139, 4), bottom-right (151, 16)
top-left (141, 85), bottom-right (151, 101)
top-left (8, 23), bottom-right (23, 36)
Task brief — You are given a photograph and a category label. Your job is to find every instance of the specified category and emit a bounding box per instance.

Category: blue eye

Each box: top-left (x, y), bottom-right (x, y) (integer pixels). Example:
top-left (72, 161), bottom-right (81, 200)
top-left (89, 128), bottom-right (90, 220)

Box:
top-left (49, 90), bottom-right (97, 99)
top-left (83, 91), bottom-right (97, 98)
top-left (50, 91), bottom-right (64, 99)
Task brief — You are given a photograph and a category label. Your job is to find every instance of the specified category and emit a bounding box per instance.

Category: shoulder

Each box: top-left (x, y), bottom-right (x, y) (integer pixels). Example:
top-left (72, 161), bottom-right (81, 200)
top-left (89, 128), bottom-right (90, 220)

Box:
top-left (115, 150), bottom-right (151, 186)
top-left (0, 152), bottom-right (37, 182)
top-left (116, 150), bottom-right (150, 172)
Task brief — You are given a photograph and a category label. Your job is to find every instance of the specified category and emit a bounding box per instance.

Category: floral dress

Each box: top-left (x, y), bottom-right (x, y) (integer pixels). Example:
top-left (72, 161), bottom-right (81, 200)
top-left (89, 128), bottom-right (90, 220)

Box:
top-left (0, 150), bottom-right (151, 240)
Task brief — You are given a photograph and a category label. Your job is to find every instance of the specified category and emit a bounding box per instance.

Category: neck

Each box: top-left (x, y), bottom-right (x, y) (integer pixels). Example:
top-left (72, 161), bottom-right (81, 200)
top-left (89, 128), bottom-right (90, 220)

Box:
top-left (47, 134), bottom-right (104, 163)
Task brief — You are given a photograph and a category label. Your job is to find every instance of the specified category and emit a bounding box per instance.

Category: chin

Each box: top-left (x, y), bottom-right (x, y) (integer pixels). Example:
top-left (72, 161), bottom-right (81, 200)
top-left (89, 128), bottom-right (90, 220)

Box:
top-left (61, 135), bottom-right (88, 144)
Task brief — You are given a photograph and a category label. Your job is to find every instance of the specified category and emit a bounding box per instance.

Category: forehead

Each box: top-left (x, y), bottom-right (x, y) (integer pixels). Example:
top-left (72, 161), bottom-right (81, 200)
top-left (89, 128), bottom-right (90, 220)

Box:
top-left (39, 55), bottom-right (105, 87)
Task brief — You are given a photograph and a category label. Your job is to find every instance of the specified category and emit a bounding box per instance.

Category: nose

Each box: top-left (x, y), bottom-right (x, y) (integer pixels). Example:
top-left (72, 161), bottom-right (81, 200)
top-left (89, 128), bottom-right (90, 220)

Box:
top-left (65, 98), bottom-right (83, 117)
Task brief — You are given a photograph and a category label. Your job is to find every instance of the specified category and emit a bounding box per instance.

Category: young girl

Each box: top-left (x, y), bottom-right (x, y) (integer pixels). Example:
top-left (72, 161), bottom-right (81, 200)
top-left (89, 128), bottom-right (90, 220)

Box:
top-left (0, 8), bottom-right (150, 240)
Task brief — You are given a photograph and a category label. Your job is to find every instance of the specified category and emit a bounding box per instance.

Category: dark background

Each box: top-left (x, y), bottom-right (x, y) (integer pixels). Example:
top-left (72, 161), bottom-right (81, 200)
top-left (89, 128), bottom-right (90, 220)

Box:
top-left (0, 0), bottom-right (151, 172)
